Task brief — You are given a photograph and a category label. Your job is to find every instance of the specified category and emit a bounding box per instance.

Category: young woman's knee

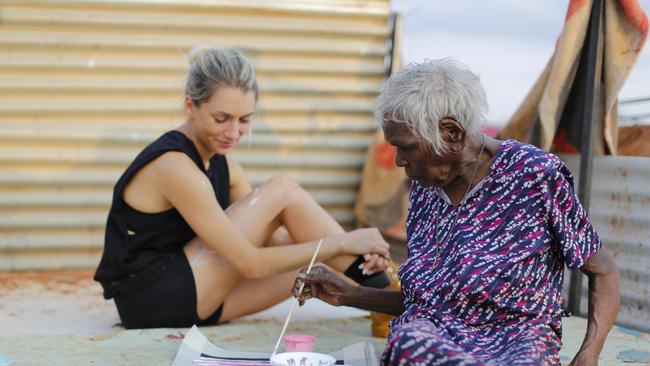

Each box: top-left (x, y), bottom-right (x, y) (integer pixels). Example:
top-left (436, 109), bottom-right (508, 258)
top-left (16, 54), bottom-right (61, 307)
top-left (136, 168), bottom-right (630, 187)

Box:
top-left (262, 175), bottom-right (307, 203)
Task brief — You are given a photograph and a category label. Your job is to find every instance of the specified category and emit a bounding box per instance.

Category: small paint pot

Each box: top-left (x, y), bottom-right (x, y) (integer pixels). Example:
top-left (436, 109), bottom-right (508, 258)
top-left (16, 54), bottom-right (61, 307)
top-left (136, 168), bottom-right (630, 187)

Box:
top-left (270, 351), bottom-right (335, 366)
top-left (283, 334), bottom-right (317, 352)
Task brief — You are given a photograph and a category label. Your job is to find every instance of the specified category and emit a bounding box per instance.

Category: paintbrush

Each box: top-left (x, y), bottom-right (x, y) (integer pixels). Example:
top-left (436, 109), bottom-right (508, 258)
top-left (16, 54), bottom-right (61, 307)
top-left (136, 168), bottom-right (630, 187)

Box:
top-left (271, 238), bottom-right (324, 357)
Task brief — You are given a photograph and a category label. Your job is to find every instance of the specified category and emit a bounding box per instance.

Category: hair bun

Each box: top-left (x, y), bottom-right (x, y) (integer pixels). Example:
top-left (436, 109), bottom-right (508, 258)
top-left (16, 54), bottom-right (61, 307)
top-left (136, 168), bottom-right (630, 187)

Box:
top-left (188, 45), bottom-right (212, 66)
top-left (184, 45), bottom-right (258, 104)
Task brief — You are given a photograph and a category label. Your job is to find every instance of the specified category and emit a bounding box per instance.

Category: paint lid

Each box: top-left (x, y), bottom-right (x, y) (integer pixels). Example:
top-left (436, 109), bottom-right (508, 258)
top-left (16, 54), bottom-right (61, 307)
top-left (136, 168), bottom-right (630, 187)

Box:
top-left (0, 357), bottom-right (11, 366)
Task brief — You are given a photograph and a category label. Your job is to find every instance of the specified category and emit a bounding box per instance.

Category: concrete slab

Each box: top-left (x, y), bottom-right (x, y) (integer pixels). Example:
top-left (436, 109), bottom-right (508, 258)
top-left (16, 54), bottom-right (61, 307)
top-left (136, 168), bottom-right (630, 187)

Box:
top-left (1, 271), bottom-right (649, 365)
top-left (0, 318), bottom-right (384, 366)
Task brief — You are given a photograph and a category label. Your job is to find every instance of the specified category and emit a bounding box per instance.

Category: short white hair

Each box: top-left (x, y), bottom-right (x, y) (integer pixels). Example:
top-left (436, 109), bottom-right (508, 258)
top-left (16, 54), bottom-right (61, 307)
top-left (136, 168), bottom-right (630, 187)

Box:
top-left (375, 58), bottom-right (488, 155)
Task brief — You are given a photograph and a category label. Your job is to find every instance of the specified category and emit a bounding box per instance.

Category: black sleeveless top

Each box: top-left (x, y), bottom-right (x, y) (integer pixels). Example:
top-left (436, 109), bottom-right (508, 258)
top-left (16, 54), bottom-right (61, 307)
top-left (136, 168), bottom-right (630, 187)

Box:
top-left (94, 130), bottom-right (230, 299)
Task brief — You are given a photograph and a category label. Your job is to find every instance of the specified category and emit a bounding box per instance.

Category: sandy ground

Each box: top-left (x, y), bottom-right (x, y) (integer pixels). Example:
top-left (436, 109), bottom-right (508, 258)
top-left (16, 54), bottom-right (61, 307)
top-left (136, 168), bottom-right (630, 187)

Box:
top-left (0, 270), bottom-right (368, 337)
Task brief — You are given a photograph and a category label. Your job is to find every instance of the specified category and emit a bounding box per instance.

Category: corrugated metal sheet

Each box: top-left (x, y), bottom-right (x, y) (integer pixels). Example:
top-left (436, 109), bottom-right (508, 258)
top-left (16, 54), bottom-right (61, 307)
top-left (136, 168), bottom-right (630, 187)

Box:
top-left (0, 0), bottom-right (391, 271)
top-left (561, 154), bottom-right (650, 332)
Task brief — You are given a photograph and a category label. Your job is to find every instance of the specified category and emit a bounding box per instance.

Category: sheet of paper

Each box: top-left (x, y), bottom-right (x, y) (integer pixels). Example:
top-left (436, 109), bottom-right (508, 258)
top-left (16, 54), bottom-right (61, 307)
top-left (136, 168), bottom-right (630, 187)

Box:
top-left (170, 325), bottom-right (379, 366)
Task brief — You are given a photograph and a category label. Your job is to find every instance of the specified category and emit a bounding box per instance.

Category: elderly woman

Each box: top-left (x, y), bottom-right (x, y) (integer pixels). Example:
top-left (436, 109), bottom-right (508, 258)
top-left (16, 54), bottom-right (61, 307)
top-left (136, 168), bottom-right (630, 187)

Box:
top-left (295, 59), bottom-right (619, 365)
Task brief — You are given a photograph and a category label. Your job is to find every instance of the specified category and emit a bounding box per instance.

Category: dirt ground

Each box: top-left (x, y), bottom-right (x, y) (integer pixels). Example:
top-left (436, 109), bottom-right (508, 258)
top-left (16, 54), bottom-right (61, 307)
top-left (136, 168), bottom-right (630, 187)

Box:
top-left (0, 270), bottom-right (368, 337)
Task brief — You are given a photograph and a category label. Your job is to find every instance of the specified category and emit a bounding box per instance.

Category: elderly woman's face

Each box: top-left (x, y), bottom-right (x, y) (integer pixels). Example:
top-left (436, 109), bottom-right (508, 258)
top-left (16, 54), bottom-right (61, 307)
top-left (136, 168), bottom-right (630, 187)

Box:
top-left (383, 121), bottom-right (458, 188)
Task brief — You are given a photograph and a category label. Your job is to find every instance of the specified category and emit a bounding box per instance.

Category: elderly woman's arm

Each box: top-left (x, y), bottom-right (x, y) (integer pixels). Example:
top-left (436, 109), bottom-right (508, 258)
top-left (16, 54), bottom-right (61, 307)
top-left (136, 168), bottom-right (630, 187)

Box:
top-left (570, 250), bottom-right (620, 366)
top-left (294, 265), bottom-right (405, 316)
top-left (345, 286), bottom-right (405, 316)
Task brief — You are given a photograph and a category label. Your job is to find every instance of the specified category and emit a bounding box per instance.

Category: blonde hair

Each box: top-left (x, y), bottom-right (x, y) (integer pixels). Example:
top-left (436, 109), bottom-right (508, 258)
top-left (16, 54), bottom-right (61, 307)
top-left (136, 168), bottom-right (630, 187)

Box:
top-left (375, 58), bottom-right (487, 155)
top-left (185, 46), bottom-right (259, 105)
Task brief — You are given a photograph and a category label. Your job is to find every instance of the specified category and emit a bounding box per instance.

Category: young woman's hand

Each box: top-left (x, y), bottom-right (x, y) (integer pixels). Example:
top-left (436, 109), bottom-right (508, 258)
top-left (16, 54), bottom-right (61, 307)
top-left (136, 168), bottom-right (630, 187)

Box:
top-left (293, 265), bottom-right (357, 306)
top-left (340, 228), bottom-right (390, 260)
top-left (361, 253), bottom-right (390, 275)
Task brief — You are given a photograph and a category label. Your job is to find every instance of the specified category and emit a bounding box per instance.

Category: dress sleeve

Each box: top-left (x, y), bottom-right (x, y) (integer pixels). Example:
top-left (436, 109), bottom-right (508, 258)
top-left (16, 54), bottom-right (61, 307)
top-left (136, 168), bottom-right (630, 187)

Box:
top-left (543, 162), bottom-right (602, 269)
top-left (404, 181), bottom-right (420, 253)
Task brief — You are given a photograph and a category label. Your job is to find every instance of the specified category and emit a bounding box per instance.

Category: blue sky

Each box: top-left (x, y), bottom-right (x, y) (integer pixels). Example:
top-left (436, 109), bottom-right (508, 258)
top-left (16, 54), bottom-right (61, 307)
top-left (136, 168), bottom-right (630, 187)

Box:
top-left (392, 0), bottom-right (650, 126)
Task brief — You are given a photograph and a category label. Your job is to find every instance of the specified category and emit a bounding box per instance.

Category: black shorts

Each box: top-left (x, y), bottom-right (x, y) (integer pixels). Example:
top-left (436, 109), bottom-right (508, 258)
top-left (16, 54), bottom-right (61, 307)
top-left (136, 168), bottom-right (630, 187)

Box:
top-left (114, 251), bottom-right (223, 329)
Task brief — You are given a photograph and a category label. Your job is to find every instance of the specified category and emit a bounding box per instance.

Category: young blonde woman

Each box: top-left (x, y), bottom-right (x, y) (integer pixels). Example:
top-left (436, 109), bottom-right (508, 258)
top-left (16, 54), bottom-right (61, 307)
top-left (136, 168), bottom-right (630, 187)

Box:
top-left (94, 47), bottom-right (391, 328)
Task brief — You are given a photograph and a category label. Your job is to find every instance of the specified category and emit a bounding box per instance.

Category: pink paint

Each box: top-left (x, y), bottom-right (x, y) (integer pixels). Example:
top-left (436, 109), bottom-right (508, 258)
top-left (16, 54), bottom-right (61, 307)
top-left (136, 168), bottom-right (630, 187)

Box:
top-left (165, 331), bottom-right (184, 340)
top-left (283, 334), bottom-right (316, 352)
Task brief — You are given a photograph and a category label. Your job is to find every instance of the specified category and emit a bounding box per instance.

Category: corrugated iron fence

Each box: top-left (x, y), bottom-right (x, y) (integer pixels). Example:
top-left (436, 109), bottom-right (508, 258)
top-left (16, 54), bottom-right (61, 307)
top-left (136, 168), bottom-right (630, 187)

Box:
top-left (561, 154), bottom-right (650, 332)
top-left (0, 0), bottom-right (392, 270)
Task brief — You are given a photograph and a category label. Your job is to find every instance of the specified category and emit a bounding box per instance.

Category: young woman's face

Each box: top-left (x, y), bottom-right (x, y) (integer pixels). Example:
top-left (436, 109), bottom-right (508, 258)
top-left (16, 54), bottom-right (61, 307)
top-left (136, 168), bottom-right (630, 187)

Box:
top-left (185, 86), bottom-right (257, 155)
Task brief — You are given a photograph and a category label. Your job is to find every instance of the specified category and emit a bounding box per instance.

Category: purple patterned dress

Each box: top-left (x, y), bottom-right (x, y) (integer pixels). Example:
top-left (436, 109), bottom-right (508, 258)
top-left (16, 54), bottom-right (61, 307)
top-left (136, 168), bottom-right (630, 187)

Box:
top-left (382, 140), bottom-right (602, 366)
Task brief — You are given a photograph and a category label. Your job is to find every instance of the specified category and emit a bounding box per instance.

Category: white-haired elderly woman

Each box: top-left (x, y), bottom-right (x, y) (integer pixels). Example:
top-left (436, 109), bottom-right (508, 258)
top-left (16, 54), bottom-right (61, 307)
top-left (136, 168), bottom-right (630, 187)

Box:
top-left (294, 59), bottom-right (619, 365)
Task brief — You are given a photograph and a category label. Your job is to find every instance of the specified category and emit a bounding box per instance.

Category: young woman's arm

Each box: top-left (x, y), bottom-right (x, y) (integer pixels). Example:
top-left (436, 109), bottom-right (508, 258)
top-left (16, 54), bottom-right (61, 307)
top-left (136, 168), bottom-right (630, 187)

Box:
top-left (153, 152), bottom-right (389, 279)
top-left (225, 154), bottom-right (253, 202)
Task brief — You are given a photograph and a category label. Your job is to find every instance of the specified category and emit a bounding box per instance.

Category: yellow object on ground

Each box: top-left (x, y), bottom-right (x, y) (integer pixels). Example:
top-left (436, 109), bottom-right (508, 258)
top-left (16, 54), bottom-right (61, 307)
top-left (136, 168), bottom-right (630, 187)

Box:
top-left (370, 261), bottom-right (402, 338)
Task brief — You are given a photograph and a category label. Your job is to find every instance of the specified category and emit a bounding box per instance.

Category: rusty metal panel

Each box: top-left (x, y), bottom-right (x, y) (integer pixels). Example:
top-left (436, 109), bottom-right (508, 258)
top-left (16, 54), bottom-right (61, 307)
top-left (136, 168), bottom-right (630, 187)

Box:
top-left (560, 154), bottom-right (650, 332)
top-left (0, 0), bottom-right (391, 271)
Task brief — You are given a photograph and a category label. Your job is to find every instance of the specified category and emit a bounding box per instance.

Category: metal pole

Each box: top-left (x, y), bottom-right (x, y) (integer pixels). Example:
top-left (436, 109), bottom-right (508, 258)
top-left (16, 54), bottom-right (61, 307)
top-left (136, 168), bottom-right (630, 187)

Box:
top-left (386, 12), bottom-right (400, 78)
top-left (568, 0), bottom-right (604, 315)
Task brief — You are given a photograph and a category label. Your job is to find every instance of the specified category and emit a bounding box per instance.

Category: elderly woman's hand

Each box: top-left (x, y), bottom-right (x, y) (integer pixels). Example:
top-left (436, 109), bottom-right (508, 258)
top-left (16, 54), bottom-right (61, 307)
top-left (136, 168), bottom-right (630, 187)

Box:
top-left (292, 265), bottom-right (357, 306)
top-left (569, 351), bottom-right (599, 366)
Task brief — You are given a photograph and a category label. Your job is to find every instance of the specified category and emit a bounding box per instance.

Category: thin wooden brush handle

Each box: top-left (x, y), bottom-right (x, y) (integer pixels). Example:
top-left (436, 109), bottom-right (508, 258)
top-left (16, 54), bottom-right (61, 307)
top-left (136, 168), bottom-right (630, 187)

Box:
top-left (271, 238), bottom-right (324, 356)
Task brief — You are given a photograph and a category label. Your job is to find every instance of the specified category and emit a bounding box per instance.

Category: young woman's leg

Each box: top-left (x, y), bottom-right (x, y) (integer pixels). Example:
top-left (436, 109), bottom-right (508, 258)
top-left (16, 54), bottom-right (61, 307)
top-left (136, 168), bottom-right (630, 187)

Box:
top-left (185, 175), bottom-right (358, 320)
top-left (226, 176), bottom-right (359, 270)
top-left (218, 271), bottom-right (298, 322)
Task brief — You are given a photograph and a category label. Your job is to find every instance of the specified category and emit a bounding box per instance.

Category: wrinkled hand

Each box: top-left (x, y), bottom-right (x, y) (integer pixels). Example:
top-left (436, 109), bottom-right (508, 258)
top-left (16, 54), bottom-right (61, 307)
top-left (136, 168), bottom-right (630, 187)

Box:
top-left (341, 228), bottom-right (390, 267)
top-left (292, 265), bottom-right (357, 307)
top-left (569, 351), bottom-right (598, 366)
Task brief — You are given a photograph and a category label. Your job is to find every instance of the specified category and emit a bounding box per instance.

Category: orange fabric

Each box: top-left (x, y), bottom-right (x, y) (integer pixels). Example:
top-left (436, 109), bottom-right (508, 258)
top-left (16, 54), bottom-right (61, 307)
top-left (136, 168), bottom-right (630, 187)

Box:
top-left (617, 125), bottom-right (650, 156)
top-left (499, 0), bottom-right (648, 155)
top-left (377, 142), bottom-right (398, 169)
top-left (552, 130), bottom-right (580, 153)
top-left (567, 0), bottom-right (589, 20)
